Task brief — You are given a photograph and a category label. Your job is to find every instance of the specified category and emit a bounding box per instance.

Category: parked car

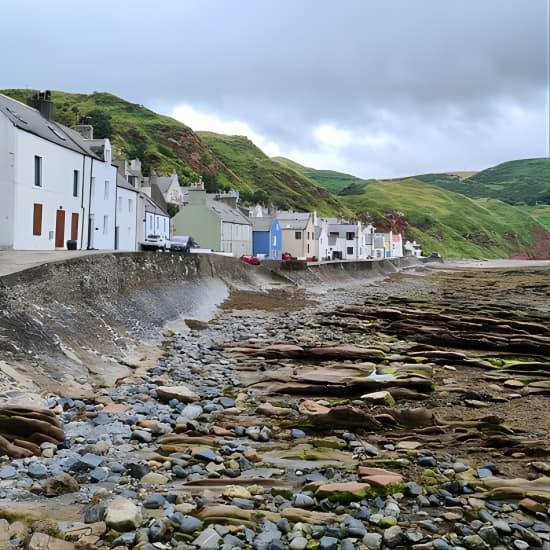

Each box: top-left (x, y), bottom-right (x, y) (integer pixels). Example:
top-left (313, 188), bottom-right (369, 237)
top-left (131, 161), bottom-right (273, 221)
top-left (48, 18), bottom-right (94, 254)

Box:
top-left (141, 234), bottom-right (167, 251)
top-left (429, 252), bottom-right (442, 259)
top-left (169, 236), bottom-right (199, 253)
top-left (281, 252), bottom-right (297, 261)
top-left (240, 255), bottom-right (260, 265)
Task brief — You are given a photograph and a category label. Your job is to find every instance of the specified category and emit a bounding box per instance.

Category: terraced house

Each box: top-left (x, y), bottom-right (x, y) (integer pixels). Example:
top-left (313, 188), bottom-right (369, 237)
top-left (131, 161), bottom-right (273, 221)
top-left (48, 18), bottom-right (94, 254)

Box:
top-left (0, 91), bottom-right (123, 251)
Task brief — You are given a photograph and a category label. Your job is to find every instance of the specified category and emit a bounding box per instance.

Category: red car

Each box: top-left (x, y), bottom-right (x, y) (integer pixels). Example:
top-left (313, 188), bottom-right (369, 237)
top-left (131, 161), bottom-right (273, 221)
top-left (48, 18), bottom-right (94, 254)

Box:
top-left (240, 255), bottom-right (260, 265)
top-left (281, 252), bottom-right (297, 261)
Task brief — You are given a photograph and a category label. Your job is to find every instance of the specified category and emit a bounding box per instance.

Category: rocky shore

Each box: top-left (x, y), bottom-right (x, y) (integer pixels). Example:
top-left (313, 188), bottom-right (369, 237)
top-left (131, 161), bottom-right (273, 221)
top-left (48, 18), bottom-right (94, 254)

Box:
top-left (0, 262), bottom-right (548, 549)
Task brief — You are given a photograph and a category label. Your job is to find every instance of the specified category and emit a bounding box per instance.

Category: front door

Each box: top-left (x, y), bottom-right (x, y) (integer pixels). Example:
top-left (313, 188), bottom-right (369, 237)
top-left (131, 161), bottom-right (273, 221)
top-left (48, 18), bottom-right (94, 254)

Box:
top-left (55, 210), bottom-right (65, 248)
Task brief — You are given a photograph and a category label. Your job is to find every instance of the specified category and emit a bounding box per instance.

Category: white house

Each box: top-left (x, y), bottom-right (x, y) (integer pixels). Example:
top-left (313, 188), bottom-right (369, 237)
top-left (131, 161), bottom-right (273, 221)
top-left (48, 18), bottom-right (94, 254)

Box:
top-left (115, 175), bottom-right (139, 251)
top-left (0, 92), bottom-right (95, 250)
top-left (140, 194), bottom-right (171, 244)
top-left (84, 138), bottom-right (117, 250)
top-left (404, 240), bottom-right (422, 258)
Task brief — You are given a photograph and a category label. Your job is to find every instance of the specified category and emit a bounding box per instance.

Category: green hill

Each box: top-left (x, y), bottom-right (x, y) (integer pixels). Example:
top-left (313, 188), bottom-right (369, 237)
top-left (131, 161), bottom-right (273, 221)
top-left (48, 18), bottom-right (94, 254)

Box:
top-left (273, 157), bottom-right (371, 194)
top-left (199, 134), bottom-right (349, 215)
top-left (341, 178), bottom-right (549, 259)
top-left (0, 89), bottom-right (345, 215)
top-left (527, 205), bottom-right (550, 230)
top-left (411, 159), bottom-right (550, 206)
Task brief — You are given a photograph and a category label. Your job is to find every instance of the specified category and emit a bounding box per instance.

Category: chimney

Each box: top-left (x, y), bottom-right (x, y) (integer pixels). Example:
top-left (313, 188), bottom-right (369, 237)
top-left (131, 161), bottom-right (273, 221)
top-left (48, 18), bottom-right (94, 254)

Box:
top-left (72, 125), bottom-right (94, 140)
top-left (29, 90), bottom-right (55, 120)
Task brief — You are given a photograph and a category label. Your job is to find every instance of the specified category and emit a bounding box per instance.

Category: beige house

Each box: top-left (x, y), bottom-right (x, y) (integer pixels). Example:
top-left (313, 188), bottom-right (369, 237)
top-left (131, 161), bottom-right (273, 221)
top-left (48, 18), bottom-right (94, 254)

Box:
top-left (277, 211), bottom-right (317, 259)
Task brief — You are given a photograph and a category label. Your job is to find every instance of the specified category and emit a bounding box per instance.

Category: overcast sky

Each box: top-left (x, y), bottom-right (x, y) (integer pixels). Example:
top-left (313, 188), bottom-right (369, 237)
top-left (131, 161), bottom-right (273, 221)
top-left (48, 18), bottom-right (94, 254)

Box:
top-left (1, 0), bottom-right (548, 178)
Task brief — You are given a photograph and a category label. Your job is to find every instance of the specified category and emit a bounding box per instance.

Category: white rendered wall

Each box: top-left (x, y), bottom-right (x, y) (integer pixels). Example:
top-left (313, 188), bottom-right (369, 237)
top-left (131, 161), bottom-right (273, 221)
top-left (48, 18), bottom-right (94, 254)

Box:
top-left (0, 115), bottom-right (15, 248)
top-left (12, 130), bottom-right (86, 250)
top-left (115, 186), bottom-right (138, 251)
top-left (88, 145), bottom-right (117, 250)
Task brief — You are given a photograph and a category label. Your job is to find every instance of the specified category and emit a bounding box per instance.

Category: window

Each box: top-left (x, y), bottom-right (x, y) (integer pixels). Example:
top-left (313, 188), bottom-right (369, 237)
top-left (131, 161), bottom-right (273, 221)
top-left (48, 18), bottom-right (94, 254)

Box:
top-left (73, 170), bottom-right (79, 197)
top-left (156, 217), bottom-right (159, 229)
top-left (103, 215), bottom-right (108, 235)
top-left (34, 156), bottom-right (42, 187)
top-left (33, 203), bottom-right (43, 235)
top-left (118, 197), bottom-right (122, 211)
top-left (346, 232), bottom-right (355, 240)
top-left (104, 181), bottom-right (109, 200)
top-left (295, 231), bottom-right (301, 240)
top-left (128, 198), bottom-right (133, 212)
top-left (347, 247), bottom-right (354, 255)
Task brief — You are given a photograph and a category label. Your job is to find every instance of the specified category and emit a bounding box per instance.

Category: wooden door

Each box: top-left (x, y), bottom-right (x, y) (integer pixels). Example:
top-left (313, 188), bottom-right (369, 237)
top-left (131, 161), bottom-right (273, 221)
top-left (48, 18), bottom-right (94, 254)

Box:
top-left (71, 213), bottom-right (79, 241)
top-left (55, 210), bottom-right (65, 248)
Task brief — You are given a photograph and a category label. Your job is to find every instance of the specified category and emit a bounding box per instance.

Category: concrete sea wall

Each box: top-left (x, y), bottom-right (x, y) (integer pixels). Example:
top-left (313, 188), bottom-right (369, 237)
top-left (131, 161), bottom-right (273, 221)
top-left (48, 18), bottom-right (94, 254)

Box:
top-left (0, 252), bottom-right (421, 397)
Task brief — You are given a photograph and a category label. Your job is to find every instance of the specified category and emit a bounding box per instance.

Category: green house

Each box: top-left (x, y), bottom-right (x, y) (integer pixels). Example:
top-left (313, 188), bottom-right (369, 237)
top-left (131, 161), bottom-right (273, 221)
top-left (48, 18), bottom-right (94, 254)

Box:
top-left (172, 187), bottom-right (252, 256)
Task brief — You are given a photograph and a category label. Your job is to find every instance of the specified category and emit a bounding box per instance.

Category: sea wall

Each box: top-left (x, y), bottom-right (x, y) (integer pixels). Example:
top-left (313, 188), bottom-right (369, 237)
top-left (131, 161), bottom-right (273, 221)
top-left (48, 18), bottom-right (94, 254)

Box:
top-left (0, 252), bottom-right (421, 396)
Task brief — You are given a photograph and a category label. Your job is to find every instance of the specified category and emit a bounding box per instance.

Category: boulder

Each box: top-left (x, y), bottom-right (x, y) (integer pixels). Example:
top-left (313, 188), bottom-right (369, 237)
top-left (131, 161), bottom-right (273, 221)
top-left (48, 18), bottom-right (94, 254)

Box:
top-left (44, 473), bottom-right (79, 497)
top-left (361, 390), bottom-right (396, 406)
top-left (156, 385), bottom-right (199, 403)
top-left (27, 532), bottom-right (75, 550)
top-left (316, 482), bottom-right (371, 502)
top-left (104, 497), bottom-right (143, 531)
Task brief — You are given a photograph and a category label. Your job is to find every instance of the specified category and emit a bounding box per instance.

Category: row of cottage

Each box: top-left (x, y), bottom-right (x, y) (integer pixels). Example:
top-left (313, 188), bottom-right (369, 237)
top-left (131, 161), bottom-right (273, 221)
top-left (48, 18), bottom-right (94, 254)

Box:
top-left (0, 91), bottom-right (170, 251)
top-left (170, 185), bottom-right (421, 261)
top-left (0, 90), bottom-right (421, 260)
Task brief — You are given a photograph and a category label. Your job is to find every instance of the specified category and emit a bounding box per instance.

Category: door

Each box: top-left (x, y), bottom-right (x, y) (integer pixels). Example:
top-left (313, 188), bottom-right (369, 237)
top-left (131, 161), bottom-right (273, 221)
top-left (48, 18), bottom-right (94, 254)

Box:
top-left (71, 213), bottom-right (79, 241)
top-left (55, 210), bottom-right (65, 248)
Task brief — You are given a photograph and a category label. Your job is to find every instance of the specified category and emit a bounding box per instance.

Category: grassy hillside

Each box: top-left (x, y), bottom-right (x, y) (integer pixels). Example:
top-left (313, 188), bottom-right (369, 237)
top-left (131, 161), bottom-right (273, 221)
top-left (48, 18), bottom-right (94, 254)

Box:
top-left (273, 157), bottom-right (371, 194)
top-left (200, 134), bottom-right (349, 215)
top-left (341, 178), bottom-right (548, 259)
top-left (412, 159), bottom-right (550, 206)
top-left (527, 205), bottom-right (550, 230)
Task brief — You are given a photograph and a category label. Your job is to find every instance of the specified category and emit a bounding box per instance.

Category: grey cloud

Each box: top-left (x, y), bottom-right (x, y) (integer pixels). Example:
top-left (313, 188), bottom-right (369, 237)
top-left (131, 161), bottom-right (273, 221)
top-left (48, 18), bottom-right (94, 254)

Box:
top-left (1, 0), bottom-right (547, 177)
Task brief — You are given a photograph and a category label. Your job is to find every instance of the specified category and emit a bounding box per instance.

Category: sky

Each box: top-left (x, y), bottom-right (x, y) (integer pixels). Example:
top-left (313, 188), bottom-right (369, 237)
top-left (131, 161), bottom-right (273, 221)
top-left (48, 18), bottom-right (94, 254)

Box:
top-left (1, 0), bottom-right (548, 179)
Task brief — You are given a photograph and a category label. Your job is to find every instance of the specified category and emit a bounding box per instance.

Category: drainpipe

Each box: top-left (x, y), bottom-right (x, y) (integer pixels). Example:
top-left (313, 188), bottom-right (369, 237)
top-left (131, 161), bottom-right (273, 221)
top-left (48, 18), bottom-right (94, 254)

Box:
top-left (114, 183), bottom-right (118, 250)
top-left (87, 158), bottom-right (94, 249)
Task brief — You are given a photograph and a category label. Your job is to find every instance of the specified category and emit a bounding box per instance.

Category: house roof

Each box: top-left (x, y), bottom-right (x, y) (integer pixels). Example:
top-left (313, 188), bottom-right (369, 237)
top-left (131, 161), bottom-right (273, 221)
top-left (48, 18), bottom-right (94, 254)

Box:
top-left (250, 216), bottom-right (274, 232)
top-left (278, 218), bottom-right (309, 230)
top-left (143, 194), bottom-right (169, 217)
top-left (116, 173), bottom-right (139, 193)
top-left (276, 211), bottom-right (311, 230)
top-left (206, 195), bottom-right (251, 225)
top-left (0, 93), bottom-right (100, 159)
top-left (155, 176), bottom-right (173, 193)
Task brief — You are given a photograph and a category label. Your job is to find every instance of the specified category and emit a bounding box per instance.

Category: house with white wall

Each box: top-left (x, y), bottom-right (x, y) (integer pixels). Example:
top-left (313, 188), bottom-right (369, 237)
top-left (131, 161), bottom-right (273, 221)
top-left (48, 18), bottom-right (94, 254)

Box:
top-left (0, 91), bottom-right (127, 251)
top-left (84, 138), bottom-right (117, 250)
top-left (115, 176), bottom-right (139, 251)
top-left (0, 92), bottom-right (96, 251)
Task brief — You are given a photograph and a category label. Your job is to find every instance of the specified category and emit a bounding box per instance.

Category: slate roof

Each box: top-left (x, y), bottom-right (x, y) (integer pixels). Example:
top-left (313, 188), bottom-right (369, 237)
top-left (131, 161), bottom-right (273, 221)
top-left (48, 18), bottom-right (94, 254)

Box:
top-left (116, 173), bottom-right (139, 193)
top-left (0, 93), bottom-right (100, 159)
top-left (250, 217), bottom-right (273, 232)
top-left (144, 194), bottom-right (169, 217)
top-left (206, 195), bottom-right (251, 225)
top-left (155, 176), bottom-right (172, 193)
top-left (276, 211), bottom-right (311, 230)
